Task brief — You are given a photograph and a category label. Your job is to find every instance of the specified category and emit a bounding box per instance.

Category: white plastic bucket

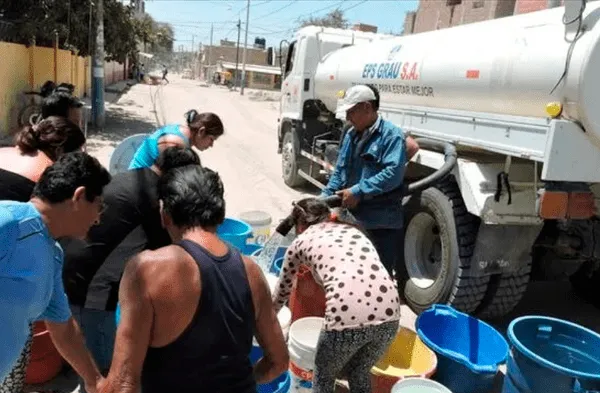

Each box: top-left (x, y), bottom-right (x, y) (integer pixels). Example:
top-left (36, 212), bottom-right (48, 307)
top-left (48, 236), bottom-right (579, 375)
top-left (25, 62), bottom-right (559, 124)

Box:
top-left (288, 317), bottom-right (324, 393)
top-left (239, 211), bottom-right (272, 246)
top-left (392, 378), bottom-right (453, 393)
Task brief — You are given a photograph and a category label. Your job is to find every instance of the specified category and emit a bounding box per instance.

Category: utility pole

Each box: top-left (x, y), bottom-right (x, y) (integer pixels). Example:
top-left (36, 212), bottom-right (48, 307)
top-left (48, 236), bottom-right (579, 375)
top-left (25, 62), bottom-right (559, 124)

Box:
top-left (92, 0), bottom-right (105, 128)
top-left (208, 23), bottom-right (214, 82)
top-left (234, 19), bottom-right (241, 89)
top-left (240, 0), bottom-right (250, 95)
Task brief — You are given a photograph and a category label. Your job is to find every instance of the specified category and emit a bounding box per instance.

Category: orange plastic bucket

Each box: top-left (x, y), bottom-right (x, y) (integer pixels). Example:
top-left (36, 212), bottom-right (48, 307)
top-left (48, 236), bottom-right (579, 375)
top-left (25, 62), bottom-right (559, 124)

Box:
top-left (25, 322), bottom-right (64, 385)
top-left (370, 327), bottom-right (438, 393)
top-left (289, 264), bottom-right (326, 322)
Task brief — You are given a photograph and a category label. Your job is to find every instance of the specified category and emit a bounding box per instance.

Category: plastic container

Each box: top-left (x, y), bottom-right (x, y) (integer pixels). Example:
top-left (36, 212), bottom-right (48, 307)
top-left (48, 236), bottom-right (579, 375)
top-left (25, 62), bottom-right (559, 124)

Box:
top-left (289, 265), bottom-right (326, 323)
top-left (242, 243), bottom-right (264, 256)
top-left (502, 315), bottom-right (600, 393)
top-left (288, 317), bottom-right (324, 393)
top-left (252, 246), bottom-right (287, 276)
top-left (391, 378), bottom-right (453, 393)
top-left (249, 346), bottom-right (292, 393)
top-left (239, 211), bottom-right (272, 246)
top-left (217, 218), bottom-right (253, 251)
top-left (371, 327), bottom-right (438, 392)
top-left (25, 321), bottom-right (65, 385)
top-left (416, 305), bottom-right (508, 393)
top-left (272, 257), bottom-right (284, 276)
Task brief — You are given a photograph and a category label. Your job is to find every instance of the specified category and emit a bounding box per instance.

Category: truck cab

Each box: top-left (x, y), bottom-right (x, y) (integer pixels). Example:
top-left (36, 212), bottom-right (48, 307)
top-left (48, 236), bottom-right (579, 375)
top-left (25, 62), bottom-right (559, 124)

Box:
top-left (277, 26), bottom-right (390, 188)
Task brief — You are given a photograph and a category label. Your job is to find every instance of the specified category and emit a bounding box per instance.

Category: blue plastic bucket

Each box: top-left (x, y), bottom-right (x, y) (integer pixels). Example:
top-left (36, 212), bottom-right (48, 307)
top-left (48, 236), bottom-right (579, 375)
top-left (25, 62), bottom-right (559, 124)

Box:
top-left (250, 346), bottom-right (291, 393)
top-left (242, 243), bottom-right (263, 256)
top-left (416, 305), bottom-right (508, 393)
top-left (271, 257), bottom-right (284, 276)
top-left (252, 246), bottom-right (287, 276)
top-left (503, 316), bottom-right (600, 393)
top-left (217, 218), bottom-right (252, 251)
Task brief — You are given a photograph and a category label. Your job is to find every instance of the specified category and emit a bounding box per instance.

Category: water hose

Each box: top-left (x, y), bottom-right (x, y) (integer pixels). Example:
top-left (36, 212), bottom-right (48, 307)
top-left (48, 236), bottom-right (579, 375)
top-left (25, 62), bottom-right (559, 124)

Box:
top-left (405, 138), bottom-right (457, 195)
top-left (277, 140), bottom-right (457, 236)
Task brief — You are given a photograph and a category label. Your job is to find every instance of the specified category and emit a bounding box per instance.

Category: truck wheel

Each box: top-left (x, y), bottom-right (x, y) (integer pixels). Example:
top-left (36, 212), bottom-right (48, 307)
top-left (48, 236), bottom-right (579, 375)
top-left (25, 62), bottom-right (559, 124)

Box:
top-left (401, 179), bottom-right (490, 314)
top-left (281, 130), bottom-right (306, 188)
top-left (474, 262), bottom-right (532, 319)
top-left (569, 262), bottom-right (600, 308)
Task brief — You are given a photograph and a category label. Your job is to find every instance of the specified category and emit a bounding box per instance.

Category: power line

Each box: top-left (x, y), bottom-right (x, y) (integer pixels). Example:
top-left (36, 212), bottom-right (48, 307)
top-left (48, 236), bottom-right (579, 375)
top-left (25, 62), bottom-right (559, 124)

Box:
top-left (252, 0), bottom-right (298, 22)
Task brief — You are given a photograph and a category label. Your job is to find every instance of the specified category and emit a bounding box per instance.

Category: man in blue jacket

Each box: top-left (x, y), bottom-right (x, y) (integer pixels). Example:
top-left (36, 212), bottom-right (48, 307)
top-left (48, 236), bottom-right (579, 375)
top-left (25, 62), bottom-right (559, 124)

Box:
top-left (321, 84), bottom-right (419, 279)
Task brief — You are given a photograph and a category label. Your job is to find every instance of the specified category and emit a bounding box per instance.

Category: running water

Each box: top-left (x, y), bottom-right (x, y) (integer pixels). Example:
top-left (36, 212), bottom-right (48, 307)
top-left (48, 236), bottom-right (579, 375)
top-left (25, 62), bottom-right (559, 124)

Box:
top-left (255, 232), bottom-right (285, 273)
top-left (255, 195), bottom-right (343, 273)
top-left (255, 215), bottom-right (295, 273)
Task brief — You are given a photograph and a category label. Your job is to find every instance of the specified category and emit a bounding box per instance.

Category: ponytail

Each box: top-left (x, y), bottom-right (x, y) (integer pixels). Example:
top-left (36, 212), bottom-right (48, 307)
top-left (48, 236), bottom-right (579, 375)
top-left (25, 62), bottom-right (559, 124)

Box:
top-left (291, 197), bottom-right (365, 233)
top-left (14, 125), bottom-right (41, 154)
top-left (184, 109), bottom-right (198, 126)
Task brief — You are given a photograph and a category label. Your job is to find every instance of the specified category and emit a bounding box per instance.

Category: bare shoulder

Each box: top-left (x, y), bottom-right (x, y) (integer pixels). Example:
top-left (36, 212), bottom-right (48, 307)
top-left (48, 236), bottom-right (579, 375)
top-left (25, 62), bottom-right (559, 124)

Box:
top-left (126, 245), bottom-right (189, 281)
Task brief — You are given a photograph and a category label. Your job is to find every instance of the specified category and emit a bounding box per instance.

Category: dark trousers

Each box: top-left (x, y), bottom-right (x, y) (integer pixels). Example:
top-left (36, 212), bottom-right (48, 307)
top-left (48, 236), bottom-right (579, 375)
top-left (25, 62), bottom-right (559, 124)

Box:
top-left (366, 228), bottom-right (404, 279)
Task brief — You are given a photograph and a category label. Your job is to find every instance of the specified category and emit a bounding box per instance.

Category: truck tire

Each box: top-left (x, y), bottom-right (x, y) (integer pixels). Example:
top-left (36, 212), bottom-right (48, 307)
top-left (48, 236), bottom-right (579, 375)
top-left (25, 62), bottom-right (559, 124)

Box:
top-left (569, 261), bottom-right (600, 308)
top-left (400, 179), bottom-right (490, 314)
top-left (281, 130), bottom-right (307, 188)
top-left (474, 262), bottom-right (532, 319)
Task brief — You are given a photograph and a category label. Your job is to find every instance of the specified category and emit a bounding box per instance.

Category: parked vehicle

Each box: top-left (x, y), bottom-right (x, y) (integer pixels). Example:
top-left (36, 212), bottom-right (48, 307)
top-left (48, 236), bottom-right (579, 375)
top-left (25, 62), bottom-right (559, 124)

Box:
top-left (276, 0), bottom-right (600, 319)
top-left (19, 81), bottom-right (76, 127)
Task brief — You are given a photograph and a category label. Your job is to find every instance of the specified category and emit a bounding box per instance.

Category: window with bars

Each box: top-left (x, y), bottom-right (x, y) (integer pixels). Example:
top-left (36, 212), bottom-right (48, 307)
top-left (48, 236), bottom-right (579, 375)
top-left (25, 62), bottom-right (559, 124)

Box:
top-left (447, 0), bottom-right (462, 5)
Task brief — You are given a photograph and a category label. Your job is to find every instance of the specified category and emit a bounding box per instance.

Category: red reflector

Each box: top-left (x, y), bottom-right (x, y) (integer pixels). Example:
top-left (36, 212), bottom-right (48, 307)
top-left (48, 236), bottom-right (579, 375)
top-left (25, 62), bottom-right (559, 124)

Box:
top-left (466, 70), bottom-right (480, 79)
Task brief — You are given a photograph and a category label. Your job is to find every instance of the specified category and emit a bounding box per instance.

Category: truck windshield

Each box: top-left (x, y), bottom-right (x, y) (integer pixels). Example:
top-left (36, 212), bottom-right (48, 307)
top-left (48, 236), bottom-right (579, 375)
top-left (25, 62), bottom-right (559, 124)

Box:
top-left (284, 41), bottom-right (296, 78)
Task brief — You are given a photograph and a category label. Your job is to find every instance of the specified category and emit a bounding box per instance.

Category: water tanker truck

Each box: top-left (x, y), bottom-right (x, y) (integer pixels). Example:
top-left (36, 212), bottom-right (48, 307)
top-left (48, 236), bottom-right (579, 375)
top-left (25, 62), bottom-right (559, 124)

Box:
top-left (276, 0), bottom-right (600, 319)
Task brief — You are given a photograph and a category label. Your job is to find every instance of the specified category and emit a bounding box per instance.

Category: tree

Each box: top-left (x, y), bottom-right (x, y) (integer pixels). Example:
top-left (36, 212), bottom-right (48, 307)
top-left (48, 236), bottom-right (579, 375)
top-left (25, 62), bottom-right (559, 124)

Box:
top-left (0, 0), bottom-right (173, 62)
top-left (298, 8), bottom-right (348, 29)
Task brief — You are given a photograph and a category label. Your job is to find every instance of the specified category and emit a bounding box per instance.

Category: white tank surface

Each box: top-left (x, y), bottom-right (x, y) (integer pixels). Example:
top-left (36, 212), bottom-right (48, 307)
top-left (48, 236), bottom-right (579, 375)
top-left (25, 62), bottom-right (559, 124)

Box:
top-left (313, 3), bottom-right (600, 144)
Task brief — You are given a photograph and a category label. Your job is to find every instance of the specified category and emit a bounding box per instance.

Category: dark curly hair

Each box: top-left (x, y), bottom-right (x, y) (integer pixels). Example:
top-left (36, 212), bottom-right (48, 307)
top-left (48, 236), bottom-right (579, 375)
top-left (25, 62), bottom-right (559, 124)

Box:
top-left (32, 151), bottom-right (111, 203)
top-left (14, 116), bottom-right (85, 161)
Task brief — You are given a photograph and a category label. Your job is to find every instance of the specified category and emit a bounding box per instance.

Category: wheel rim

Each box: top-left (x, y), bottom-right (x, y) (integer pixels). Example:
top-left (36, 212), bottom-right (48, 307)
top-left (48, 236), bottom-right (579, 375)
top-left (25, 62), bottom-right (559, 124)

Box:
top-left (281, 139), bottom-right (294, 179)
top-left (405, 212), bottom-right (443, 289)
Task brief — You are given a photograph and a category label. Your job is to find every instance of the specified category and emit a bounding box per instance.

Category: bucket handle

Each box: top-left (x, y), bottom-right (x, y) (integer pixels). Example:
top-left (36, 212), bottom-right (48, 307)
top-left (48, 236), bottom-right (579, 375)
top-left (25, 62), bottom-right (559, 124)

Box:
top-left (573, 379), bottom-right (600, 393)
top-left (431, 304), bottom-right (458, 318)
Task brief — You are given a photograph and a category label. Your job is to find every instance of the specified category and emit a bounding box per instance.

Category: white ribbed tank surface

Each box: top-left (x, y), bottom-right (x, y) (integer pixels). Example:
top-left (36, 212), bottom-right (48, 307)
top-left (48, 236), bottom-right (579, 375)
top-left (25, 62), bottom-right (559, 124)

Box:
top-left (313, 2), bottom-right (600, 146)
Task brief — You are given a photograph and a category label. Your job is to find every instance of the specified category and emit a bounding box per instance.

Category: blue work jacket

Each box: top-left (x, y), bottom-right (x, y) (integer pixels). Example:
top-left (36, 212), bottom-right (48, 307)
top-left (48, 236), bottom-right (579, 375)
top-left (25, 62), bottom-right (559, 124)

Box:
top-left (321, 116), bottom-right (407, 230)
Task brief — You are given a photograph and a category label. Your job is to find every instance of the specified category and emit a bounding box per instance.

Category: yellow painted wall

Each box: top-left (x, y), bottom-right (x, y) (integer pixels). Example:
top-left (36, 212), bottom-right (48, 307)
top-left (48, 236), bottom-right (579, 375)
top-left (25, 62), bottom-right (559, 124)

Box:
top-left (0, 42), bottom-right (30, 136)
top-left (0, 41), bottom-right (127, 137)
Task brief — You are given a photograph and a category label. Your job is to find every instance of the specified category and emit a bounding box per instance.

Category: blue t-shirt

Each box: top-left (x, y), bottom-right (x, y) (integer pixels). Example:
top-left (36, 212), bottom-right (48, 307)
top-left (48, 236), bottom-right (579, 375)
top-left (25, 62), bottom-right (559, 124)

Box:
top-left (0, 201), bottom-right (71, 381)
top-left (128, 124), bottom-right (190, 170)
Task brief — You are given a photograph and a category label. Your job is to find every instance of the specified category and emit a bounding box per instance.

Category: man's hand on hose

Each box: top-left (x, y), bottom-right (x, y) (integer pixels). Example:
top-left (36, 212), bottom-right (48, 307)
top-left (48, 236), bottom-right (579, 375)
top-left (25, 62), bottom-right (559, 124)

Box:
top-left (336, 188), bottom-right (360, 209)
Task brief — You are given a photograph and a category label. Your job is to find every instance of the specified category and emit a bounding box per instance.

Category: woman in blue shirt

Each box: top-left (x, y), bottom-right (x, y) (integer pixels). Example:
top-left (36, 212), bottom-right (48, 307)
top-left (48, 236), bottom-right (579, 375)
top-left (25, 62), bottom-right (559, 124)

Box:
top-left (129, 110), bottom-right (224, 169)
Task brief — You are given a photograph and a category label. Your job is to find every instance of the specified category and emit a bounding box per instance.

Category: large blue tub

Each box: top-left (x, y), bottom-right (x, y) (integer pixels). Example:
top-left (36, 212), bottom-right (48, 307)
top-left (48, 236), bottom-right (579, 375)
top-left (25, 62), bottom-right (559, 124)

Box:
top-left (217, 218), bottom-right (252, 251)
top-left (416, 304), bottom-right (508, 393)
top-left (503, 316), bottom-right (600, 393)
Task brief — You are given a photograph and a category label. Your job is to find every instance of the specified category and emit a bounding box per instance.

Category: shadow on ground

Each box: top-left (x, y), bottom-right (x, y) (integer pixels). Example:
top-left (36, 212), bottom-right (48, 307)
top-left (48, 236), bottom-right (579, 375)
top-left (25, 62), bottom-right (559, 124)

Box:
top-left (85, 107), bottom-right (156, 150)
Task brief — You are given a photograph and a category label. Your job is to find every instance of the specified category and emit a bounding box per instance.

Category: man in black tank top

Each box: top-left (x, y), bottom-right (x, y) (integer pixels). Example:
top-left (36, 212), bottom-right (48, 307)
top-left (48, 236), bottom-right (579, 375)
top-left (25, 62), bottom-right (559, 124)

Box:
top-left (97, 166), bottom-right (289, 393)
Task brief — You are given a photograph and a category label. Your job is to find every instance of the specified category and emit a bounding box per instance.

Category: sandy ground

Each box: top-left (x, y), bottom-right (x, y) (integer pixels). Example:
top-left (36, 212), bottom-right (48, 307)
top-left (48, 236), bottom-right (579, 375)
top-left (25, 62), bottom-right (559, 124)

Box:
top-left (27, 75), bottom-right (600, 393)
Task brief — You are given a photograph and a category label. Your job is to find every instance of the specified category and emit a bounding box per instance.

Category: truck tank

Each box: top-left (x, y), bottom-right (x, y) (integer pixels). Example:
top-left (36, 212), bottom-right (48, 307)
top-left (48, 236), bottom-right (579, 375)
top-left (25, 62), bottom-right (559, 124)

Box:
top-left (313, 2), bottom-right (600, 146)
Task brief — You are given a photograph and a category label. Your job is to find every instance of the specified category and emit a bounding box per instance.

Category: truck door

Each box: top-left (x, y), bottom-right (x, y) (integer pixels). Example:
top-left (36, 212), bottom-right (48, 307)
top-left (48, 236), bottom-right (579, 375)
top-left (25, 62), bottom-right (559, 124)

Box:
top-left (280, 38), bottom-right (304, 120)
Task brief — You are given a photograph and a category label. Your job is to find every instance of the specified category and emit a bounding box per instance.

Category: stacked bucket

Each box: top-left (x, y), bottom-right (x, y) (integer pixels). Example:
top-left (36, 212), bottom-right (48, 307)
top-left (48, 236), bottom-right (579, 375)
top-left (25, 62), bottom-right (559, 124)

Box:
top-left (215, 215), bottom-right (600, 393)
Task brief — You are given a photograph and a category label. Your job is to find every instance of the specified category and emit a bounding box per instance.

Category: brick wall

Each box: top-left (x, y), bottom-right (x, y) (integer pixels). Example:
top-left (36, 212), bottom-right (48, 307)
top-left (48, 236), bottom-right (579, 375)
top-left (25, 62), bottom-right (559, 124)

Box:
top-left (514, 0), bottom-right (561, 14)
top-left (408, 0), bottom-right (517, 34)
top-left (204, 45), bottom-right (268, 66)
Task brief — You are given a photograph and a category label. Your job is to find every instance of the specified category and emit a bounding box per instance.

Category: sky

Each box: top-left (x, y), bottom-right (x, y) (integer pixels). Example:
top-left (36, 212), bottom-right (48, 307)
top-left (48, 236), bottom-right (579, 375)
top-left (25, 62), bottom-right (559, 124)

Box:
top-left (144, 0), bottom-right (419, 52)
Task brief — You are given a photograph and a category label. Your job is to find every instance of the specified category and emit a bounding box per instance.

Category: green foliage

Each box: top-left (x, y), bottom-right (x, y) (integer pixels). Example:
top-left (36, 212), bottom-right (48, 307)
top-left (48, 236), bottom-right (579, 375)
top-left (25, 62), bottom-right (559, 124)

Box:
top-left (0, 0), bottom-right (173, 62)
top-left (298, 8), bottom-right (348, 29)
